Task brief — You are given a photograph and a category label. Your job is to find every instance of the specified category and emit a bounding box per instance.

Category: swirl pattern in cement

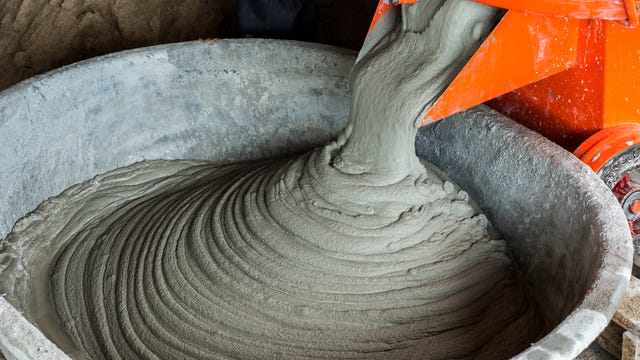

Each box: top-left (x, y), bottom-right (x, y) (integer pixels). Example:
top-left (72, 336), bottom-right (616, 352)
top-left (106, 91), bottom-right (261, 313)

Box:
top-left (47, 140), bottom-right (540, 359)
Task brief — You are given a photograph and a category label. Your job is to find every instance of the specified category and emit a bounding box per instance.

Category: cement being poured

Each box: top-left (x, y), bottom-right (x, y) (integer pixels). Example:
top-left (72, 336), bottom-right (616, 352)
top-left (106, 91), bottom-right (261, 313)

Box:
top-left (13, 0), bottom-right (542, 358)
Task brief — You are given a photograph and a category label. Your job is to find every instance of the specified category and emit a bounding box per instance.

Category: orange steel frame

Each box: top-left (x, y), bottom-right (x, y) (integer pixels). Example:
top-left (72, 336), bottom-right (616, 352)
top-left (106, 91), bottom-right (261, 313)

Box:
top-left (369, 0), bottom-right (640, 172)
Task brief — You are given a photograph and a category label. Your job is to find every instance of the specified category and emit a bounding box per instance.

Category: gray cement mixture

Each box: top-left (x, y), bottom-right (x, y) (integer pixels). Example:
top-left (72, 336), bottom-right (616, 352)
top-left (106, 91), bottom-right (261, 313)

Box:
top-left (0, 0), bottom-right (235, 91)
top-left (4, 0), bottom-right (543, 359)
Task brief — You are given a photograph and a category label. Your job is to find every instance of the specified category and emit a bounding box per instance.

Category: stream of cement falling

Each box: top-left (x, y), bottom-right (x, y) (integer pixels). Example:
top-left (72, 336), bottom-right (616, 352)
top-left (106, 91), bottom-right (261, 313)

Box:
top-left (8, 0), bottom-right (543, 359)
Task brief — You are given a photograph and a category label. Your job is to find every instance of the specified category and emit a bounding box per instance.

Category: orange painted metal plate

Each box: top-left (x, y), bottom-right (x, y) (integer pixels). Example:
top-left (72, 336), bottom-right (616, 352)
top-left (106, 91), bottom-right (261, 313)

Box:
top-left (474, 0), bottom-right (629, 20)
top-left (488, 19), bottom-right (640, 150)
top-left (603, 21), bottom-right (640, 127)
top-left (424, 10), bottom-right (580, 123)
top-left (487, 19), bottom-right (605, 150)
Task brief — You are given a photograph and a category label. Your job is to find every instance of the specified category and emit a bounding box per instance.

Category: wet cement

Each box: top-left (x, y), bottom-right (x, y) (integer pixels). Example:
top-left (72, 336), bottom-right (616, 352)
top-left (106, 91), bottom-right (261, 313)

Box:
top-left (7, 0), bottom-right (542, 359)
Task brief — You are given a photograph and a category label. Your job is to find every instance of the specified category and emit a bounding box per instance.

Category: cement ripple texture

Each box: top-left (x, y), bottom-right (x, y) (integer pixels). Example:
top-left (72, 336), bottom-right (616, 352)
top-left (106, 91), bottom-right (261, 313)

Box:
top-left (48, 145), bottom-right (539, 359)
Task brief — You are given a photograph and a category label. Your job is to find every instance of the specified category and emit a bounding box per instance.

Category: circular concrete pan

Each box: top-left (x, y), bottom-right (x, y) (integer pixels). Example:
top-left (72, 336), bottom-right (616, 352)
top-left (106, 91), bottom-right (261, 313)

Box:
top-left (0, 39), bottom-right (633, 359)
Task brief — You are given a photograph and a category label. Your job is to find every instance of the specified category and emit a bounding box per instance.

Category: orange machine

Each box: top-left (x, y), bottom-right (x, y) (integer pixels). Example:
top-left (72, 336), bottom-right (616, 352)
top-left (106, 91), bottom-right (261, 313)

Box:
top-left (369, 0), bottom-right (640, 240)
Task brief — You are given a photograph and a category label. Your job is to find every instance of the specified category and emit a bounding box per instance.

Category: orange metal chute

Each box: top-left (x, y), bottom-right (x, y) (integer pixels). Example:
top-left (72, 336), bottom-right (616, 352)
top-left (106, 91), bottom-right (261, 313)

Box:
top-left (367, 0), bottom-right (640, 151)
top-left (475, 0), bottom-right (633, 21)
top-left (423, 10), bottom-right (581, 124)
top-left (486, 17), bottom-right (640, 150)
